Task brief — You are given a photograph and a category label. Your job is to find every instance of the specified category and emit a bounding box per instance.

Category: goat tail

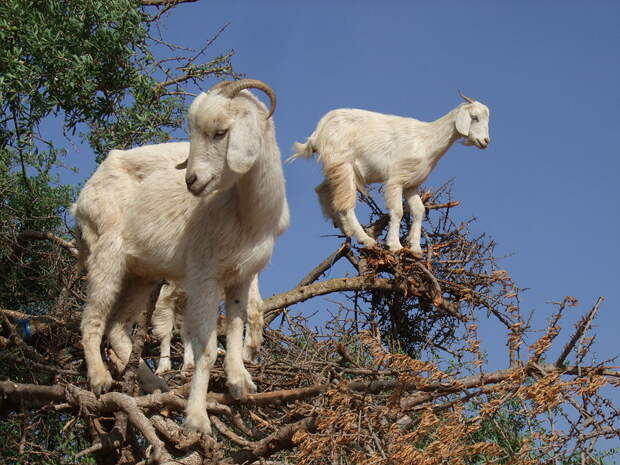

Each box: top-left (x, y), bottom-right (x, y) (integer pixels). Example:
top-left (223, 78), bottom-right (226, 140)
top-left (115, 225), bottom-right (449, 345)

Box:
top-left (286, 138), bottom-right (315, 163)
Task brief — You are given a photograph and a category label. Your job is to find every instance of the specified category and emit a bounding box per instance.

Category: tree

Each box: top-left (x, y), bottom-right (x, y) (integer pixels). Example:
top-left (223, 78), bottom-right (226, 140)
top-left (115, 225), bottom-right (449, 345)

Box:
top-left (0, 0), bottom-right (237, 312)
top-left (0, 1), bottom-right (618, 464)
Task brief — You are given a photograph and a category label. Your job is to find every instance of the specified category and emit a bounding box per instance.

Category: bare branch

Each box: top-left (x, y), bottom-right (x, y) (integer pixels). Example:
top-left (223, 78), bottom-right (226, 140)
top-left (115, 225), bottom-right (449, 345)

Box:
top-left (263, 276), bottom-right (463, 321)
top-left (18, 230), bottom-right (78, 257)
top-left (297, 242), bottom-right (350, 287)
top-left (556, 297), bottom-right (604, 366)
top-left (141, 0), bottom-right (198, 5)
top-left (231, 417), bottom-right (317, 464)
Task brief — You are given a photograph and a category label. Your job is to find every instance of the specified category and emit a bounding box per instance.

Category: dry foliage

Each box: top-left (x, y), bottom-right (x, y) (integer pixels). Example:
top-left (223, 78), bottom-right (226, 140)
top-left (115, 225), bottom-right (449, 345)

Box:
top-left (0, 184), bottom-right (617, 465)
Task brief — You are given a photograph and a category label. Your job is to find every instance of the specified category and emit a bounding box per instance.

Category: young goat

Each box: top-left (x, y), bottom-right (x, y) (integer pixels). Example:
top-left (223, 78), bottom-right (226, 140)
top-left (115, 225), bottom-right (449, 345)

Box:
top-left (151, 282), bottom-right (193, 375)
top-left (74, 79), bottom-right (289, 435)
top-left (289, 93), bottom-right (490, 256)
top-left (152, 276), bottom-right (264, 375)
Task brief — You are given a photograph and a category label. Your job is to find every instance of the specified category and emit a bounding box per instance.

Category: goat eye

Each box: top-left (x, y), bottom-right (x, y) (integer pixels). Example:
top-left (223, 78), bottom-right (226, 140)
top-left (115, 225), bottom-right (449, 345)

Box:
top-left (214, 129), bottom-right (228, 140)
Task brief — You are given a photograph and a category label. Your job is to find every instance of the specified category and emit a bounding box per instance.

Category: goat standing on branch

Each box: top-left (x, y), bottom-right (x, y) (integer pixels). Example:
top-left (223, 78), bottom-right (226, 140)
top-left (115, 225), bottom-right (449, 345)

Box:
top-left (289, 92), bottom-right (490, 256)
top-left (73, 79), bottom-right (289, 436)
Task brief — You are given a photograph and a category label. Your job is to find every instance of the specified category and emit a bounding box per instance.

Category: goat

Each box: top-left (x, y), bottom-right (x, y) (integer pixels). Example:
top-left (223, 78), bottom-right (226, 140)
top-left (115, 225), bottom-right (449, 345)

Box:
top-left (73, 79), bottom-right (289, 435)
top-left (152, 276), bottom-right (264, 375)
top-left (289, 92), bottom-right (490, 256)
top-left (151, 282), bottom-right (193, 375)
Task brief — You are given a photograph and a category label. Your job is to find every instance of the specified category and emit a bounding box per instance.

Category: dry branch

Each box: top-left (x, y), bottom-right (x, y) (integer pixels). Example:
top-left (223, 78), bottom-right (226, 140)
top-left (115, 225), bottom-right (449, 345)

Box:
top-left (141, 0), bottom-right (198, 5)
top-left (231, 416), bottom-right (317, 464)
top-left (556, 296), bottom-right (604, 366)
top-left (18, 230), bottom-right (78, 257)
top-left (1, 184), bottom-right (617, 464)
top-left (297, 242), bottom-right (350, 287)
top-left (263, 276), bottom-right (463, 321)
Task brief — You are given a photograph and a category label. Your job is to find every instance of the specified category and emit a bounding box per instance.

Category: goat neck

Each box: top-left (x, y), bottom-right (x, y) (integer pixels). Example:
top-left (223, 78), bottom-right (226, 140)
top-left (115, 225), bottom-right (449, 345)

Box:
top-left (422, 106), bottom-right (462, 165)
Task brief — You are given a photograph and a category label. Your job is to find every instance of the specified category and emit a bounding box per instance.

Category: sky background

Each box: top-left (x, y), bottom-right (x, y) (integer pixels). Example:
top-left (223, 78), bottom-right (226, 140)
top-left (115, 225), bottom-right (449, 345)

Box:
top-left (59, 0), bottom-right (619, 449)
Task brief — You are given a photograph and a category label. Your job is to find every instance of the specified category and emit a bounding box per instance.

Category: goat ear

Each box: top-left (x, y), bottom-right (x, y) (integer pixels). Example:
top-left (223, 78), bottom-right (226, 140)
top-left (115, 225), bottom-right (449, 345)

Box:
top-left (455, 106), bottom-right (471, 137)
top-left (175, 159), bottom-right (188, 170)
top-left (226, 117), bottom-right (260, 174)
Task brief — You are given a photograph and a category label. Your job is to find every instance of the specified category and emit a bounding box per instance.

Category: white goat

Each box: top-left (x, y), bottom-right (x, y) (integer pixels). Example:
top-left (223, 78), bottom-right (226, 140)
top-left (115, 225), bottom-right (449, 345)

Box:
top-left (152, 276), bottom-right (264, 375)
top-left (289, 93), bottom-right (490, 256)
top-left (74, 79), bottom-right (289, 435)
top-left (151, 282), bottom-right (193, 375)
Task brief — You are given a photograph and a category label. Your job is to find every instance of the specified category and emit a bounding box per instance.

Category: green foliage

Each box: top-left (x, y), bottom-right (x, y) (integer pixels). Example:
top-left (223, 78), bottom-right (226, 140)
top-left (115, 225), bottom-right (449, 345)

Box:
top-left (0, 0), bottom-right (237, 311)
top-left (0, 413), bottom-right (95, 465)
top-left (467, 398), bottom-right (529, 464)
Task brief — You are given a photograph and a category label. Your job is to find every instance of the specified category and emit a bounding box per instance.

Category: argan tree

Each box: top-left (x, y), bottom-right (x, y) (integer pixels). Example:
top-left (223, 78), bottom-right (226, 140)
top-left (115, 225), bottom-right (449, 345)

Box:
top-left (0, 1), bottom-right (618, 464)
top-left (0, 0), bottom-right (237, 312)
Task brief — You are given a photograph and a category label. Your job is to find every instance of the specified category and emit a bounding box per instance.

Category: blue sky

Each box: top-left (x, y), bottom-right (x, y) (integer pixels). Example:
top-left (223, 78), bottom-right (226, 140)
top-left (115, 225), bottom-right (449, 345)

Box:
top-left (139, 1), bottom-right (620, 362)
top-left (59, 0), bottom-right (618, 441)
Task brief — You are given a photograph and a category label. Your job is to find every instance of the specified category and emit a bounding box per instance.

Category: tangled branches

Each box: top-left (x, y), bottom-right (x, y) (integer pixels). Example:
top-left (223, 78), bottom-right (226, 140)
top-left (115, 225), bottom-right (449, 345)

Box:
top-left (0, 184), bottom-right (617, 464)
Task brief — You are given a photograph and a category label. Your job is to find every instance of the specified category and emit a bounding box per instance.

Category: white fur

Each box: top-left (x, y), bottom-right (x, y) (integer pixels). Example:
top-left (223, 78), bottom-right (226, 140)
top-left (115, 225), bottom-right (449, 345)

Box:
top-left (151, 282), bottom-right (193, 375)
top-left (152, 277), bottom-right (264, 375)
top-left (290, 97), bottom-right (490, 256)
top-left (74, 83), bottom-right (289, 435)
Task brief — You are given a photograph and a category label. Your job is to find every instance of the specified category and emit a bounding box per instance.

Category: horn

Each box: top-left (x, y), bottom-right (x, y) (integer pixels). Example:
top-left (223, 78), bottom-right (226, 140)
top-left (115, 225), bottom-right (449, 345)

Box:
top-left (219, 78), bottom-right (277, 119)
top-left (458, 90), bottom-right (476, 104)
top-left (207, 81), bottom-right (233, 93)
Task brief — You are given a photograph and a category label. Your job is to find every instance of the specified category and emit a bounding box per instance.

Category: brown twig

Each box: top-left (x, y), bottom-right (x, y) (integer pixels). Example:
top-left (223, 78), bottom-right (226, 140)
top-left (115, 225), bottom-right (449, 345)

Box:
top-left (18, 230), bottom-right (78, 257)
top-left (263, 276), bottom-right (463, 322)
top-left (141, 0), bottom-right (198, 5)
top-left (231, 416), bottom-right (317, 464)
top-left (556, 297), bottom-right (604, 367)
top-left (297, 242), bottom-right (350, 287)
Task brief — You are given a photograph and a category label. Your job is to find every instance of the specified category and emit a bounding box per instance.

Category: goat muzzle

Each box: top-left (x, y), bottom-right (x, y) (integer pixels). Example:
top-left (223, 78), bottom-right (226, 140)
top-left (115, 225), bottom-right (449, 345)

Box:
top-left (477, 137), bottom-right (490, 149)
top-left (185, 173), bottom-right (197, 190)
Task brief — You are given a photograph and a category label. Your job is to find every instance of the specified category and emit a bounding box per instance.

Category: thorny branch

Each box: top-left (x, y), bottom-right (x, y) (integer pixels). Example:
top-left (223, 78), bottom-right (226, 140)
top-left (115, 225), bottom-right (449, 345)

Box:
top-left (0, 183), bottom-right (617, 464)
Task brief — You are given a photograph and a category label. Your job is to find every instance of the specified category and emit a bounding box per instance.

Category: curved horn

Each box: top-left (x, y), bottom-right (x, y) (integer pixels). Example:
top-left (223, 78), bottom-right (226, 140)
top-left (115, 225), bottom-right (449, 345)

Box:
top-left (207, 81), bottom-right (233, 93)
top-left (219, 78), bottom-right (277, 119)
top-left (458, 90), bottom-right (476, 104)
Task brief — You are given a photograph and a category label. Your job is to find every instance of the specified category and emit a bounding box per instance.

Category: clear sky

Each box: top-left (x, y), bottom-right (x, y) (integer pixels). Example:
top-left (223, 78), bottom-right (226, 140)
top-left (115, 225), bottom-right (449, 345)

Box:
top-left (60, 0), bottom-right (619, 438)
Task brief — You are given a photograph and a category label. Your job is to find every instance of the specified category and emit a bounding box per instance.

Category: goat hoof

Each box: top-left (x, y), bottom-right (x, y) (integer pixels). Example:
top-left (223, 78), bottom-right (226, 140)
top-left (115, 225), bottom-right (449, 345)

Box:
top-left (242, 345), bottom-right (259, 363)
top-left (386, 242), bottom-right (404, 252)
top-left (89, 369), bottom-right (113, 395)
top-left (409, 247), bottom-right (424, 259)
top-left (181, 362), bottom-right (194, 373)
top-left (227, 369), bottom-right (257, 400)
top-left (181, 364), bottom-right (194, 381)
top-left (360, 239), bottom-right (377, 249)
top-left (155, 360), bottom-right (171, 375)
top-left (184, 413), bottom-right (212, 436)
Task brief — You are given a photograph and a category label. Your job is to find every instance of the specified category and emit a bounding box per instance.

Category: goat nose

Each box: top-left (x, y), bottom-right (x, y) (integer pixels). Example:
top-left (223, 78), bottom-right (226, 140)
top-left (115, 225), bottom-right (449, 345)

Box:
top-left (484, 137), bottom-right (490, 146)
top-left (186, 174), bottom-right (197, 190)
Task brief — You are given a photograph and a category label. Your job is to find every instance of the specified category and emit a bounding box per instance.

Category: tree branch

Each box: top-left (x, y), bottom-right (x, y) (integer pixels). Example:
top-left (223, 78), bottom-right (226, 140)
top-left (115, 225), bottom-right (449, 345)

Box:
top-left (556, 296), bottom-right (604, 366)
top-left (296, 242), bottom-right (350, 287)
top-left (263, 276), bottom-right (464, 322)
top-left (141, 0), bottom-right (198, 5)
top-left (231, 416), bottom-right (317, 464)
top-left (18, 230), bottom-right (78, 257)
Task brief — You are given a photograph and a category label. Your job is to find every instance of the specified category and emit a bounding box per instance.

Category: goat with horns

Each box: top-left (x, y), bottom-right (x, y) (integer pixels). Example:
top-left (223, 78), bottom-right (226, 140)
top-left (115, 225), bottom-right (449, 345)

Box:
top-left (73, 79), bottom-right (289, 436)
top-left (289, 92), bottom-right (490, 256)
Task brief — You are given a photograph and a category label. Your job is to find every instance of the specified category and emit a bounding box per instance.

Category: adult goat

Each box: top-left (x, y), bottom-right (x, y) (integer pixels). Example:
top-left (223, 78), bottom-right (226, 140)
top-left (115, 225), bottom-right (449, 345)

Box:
top-left (289, 92), bottom-right (490, 256)
top-left (74, 79), bottom-right (289, 435)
